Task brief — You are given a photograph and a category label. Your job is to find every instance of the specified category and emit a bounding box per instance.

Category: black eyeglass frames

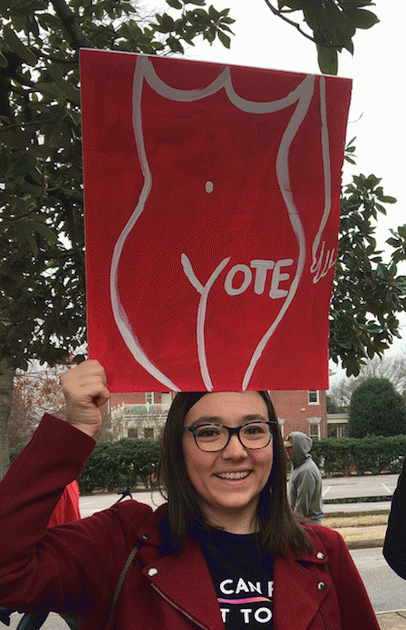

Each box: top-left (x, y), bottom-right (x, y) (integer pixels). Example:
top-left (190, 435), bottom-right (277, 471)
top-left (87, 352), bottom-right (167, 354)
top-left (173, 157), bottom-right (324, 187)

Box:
top-left (183, 421), bottom-right (276, 452)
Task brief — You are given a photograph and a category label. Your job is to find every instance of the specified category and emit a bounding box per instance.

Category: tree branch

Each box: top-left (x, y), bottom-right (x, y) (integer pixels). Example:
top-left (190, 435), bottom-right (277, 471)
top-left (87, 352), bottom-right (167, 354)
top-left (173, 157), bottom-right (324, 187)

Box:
top-left (0, 119), bottom-right (55, 131)
top-left (50, 0), bottom-right (93, 49)
top-left (262, 0), bottom-right (317, 43)
top-left (262, 0), bottom-right (343, 48)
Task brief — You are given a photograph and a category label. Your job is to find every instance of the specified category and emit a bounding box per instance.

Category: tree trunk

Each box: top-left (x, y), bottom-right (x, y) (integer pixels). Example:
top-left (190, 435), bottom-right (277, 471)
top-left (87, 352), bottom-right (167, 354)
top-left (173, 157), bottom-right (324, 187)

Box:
top-left (0, 359), bottom-right (15, 479)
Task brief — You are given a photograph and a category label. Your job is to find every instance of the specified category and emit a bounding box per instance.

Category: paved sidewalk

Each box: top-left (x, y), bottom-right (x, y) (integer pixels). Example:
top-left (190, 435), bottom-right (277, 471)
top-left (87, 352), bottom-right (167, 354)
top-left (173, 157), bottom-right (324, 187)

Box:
top-left (376, 609), bottom-right (406, 629)
top-left (324, 505), bottom-right (406, 629)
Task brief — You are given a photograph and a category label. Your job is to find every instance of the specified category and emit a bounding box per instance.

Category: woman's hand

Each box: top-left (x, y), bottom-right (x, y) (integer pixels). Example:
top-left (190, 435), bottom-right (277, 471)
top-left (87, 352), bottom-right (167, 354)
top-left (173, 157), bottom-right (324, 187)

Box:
top-left (61, 360), bottom-right (110, 437)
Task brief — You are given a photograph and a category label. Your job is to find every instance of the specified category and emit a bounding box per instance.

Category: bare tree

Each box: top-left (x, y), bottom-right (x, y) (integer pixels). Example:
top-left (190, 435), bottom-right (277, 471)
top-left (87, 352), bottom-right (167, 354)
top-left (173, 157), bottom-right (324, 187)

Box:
top-left (8, 363), bottom-right (67, 447)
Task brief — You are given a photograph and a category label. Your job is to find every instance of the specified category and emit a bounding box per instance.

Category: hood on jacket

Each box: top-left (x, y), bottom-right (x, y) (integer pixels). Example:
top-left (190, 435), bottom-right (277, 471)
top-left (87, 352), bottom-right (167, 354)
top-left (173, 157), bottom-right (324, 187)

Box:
top-left (289, 431), bottom-right (313, 468)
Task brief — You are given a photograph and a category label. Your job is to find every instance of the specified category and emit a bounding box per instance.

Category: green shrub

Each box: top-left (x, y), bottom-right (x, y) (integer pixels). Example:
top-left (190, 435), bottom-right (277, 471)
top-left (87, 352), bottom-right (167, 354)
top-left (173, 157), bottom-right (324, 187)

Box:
top-left (77, 438), bottom-right (160, 494)
top-left (311, 434), bottom-right (406, 476)
top-left (311, 438), bottom-right (354, 476)
top-left (349, 378), bottom-right (406, 438)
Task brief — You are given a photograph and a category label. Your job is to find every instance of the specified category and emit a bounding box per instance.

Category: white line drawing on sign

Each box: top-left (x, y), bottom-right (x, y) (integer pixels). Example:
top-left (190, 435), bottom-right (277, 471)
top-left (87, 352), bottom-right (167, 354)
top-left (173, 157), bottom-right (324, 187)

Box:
top-left (110, 56), bottom-right (333, 391)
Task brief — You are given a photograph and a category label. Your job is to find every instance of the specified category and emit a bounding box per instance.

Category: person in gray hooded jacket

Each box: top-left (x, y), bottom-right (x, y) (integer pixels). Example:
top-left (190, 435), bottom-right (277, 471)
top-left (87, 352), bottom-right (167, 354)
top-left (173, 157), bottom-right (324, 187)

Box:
top-left (284, 431), bottom-right (323, 524)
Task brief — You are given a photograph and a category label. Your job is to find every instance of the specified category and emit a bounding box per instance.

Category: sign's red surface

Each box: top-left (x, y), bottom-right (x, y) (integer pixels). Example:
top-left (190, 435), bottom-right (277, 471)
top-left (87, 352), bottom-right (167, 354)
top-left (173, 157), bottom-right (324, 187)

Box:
top-left (81, 49), bottom-right (352, 392)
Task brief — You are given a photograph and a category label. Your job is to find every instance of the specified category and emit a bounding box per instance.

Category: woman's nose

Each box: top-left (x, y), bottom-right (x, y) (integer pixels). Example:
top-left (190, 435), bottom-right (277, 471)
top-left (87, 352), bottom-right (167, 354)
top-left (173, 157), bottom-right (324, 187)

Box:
top-left (222, 434), bottom-right (248, 458)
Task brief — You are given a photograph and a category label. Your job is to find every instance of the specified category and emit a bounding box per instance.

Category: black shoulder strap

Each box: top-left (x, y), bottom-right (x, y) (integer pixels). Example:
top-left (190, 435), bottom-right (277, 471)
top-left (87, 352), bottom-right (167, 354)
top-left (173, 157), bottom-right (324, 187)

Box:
top-left (109, 543), bottom-right (140, 619)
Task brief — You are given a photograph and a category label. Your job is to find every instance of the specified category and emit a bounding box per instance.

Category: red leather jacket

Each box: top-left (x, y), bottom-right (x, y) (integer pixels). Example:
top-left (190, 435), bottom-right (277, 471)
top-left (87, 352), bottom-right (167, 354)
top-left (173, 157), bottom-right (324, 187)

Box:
top-left (0, 415), bottom-right (379, 630)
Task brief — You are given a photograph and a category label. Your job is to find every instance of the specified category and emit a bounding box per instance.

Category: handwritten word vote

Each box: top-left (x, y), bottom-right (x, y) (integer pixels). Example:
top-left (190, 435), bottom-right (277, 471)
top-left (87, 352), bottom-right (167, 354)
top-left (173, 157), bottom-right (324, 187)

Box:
top-left (182, 254), bottom-right (294, 299)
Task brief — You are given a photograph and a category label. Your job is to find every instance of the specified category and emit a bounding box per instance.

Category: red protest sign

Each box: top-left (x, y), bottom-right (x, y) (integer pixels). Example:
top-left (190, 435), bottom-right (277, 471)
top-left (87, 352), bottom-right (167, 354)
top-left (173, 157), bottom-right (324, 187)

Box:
top-left (80, 49), bottom-right (352, 392)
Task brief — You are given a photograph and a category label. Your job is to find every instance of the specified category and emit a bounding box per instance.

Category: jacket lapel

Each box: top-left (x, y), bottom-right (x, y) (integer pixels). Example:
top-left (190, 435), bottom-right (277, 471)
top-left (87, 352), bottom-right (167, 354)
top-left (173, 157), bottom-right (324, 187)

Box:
top-left (273, 536), bottom-right (332, 630)
top-left (136, 505), bottom-right (224, 630)
top-left (142, 539), bottom-right (225, 630)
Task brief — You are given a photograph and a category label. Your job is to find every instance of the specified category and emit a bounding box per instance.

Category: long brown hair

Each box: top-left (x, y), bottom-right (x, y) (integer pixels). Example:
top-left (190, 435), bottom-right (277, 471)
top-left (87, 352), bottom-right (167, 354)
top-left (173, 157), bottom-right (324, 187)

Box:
top-left (157, 391), bottom-right (312, 556)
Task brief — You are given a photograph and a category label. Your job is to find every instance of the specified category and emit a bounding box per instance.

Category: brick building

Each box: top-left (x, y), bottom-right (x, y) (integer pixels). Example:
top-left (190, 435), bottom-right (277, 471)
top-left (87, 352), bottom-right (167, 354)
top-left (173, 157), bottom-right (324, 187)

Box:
top-left (107, 389), bottom-right (327, 440)
top-left (270, 390), bottom-right (327, 439)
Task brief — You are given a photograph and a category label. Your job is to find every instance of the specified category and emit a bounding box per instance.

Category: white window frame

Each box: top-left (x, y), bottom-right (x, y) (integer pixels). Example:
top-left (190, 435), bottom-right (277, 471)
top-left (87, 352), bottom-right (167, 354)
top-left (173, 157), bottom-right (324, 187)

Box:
top-left (308, 390), bottom-right (319, 405)
top-left (145, 392), bottom-right (154, 405)
top-left (308, 417), bottom-right (321, 440)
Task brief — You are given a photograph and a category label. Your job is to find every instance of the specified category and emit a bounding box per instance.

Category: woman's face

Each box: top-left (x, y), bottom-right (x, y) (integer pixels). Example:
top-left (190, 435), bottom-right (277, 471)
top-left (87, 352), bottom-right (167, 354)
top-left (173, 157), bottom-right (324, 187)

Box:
top-left (182, 391), bottom-right (273, 533)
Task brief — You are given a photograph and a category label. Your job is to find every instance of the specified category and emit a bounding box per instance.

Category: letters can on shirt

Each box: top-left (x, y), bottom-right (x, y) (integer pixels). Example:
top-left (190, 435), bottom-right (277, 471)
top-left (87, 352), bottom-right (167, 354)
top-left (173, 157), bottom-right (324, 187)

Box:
top-left (81, 50), bottom-right (352, 392)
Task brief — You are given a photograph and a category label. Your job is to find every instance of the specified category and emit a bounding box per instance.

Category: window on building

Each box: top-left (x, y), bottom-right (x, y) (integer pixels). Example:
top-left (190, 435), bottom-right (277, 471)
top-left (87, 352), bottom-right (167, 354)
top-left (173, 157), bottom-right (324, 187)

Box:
top-left (308, 390), bottom-right (319, 405)
top-left (337, 424), bottom-right (347, 438)
top-left (309, 424), bottom-right (320, 440)
top-left (144, 427), bottom-right (154, 439)
top-left (127, 428), bottom-right (139, 439)
top-left (161, 392), bottom-right (173, 407)
top-left (145, 392), bottom-right (153, 404)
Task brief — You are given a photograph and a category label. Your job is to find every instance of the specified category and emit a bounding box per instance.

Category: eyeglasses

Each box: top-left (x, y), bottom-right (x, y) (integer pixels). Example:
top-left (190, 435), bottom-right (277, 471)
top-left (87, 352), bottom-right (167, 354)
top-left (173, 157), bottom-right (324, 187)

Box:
top-left (184, 421), bottom-right (275, 452)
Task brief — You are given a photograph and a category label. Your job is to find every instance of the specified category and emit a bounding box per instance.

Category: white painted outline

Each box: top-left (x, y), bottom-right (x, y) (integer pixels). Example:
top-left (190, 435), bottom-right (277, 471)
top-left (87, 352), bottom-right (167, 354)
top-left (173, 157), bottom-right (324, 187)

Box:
top-left (242, 76), bottom-right (314, 389)
top-left (110, 56), bottom-right (332, 390)
top-left (110, 59), bottom-right (180, 391)
top-left (310, 76), bottom-right (336, 283)
top-left (181, 253), bottom-right (231, 390)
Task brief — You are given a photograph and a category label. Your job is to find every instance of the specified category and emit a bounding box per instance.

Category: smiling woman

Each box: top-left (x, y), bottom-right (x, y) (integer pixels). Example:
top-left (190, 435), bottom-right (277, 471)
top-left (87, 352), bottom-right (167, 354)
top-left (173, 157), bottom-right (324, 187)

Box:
top-left (158, 390), bottom-right (308, 551)
top-left (0, 361), bottom-right (380, 630)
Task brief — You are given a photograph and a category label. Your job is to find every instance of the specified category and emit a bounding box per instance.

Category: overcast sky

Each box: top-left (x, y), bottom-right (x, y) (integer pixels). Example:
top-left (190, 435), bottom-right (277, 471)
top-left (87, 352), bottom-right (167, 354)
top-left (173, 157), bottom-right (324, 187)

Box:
top-left (148, 0), bottom-right (406, 385)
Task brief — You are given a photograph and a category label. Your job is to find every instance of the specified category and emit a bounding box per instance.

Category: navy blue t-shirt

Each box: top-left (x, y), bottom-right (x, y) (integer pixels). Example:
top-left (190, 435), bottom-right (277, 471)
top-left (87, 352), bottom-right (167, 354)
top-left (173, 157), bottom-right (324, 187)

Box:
top-left (192, 527), bottom-right (274, 629)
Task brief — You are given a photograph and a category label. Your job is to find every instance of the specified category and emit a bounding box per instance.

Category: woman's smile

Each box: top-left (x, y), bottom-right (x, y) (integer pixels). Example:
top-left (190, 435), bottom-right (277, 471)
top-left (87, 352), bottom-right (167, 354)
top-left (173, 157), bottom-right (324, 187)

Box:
top-left (215, 470), bottom-right (252, 480)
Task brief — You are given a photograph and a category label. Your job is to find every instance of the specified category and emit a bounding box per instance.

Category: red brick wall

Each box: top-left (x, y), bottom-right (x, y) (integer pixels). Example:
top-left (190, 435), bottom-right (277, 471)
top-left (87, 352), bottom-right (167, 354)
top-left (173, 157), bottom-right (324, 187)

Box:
top-left (270, 390), bottom-right (327, 438)
top-left (109, 391), bottom-right (162, 407)
top-left (108, 390), bottom-right (327, 438)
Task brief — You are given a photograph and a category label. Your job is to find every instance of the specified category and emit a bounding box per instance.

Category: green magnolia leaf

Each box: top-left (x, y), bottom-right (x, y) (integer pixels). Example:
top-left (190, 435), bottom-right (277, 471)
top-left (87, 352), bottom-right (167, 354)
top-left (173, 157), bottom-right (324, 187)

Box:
top-left (208, 5), bottom-right (220, 20)
top-left (219, 16), bottom-right (234, 25)
top-left (218, 23), bottom-right (233, 34)
top-left (278, 0), bottom-right (302, 9)
top-left (317, 44), bottom-right (338, 75)
top-left (379, 196), bottom-right (397, 204)
top-left (340, 0), bottom-right (374, 6)
top-left (217, 30), bottom-right (231, 48)
top-left (161, 13), bottom-right (175, 30)
top-left (345, 8), bottom-right (379, 29)
top-left (387, 237), bottom-right (401, 248)
top-left (46, 62), bottom-right (80, 104)
top-left (62, 82), bottom-right (81, 106)
top-left (18, 179), bottom-right (42, 197)
top-left (11, 14), bottom-right (27, 32)
top-left (3, 25), bottom-right (38, 66)
top-left (193, 8), bottom-right (209, 18)
top-left (0, 52), bottom-right (9, 67)
top-left (46, 62), bottom-right (64, 84)
top-left (19, 222), bottom-right (39, 257)
top-left (151, 23), bottom-right (168, 34)
top-left (166, 36), bottom-right (184, 53)
top-left (35, 81), bottom-right (61, 98)
top-left (303, 2), bottom-right (320, 31)
top-left (32, 222), bottom-right (59, 243)
top-left (353, 174), bottom-right (366, 186)
top-left (342, 37), bottom-right (354, 55)
top-left (0, 0), bottom-right (8, 17)
top-left (166, 0), bottom-right (183, 8)
top-left (10, 152), bottom-right (36, 177)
